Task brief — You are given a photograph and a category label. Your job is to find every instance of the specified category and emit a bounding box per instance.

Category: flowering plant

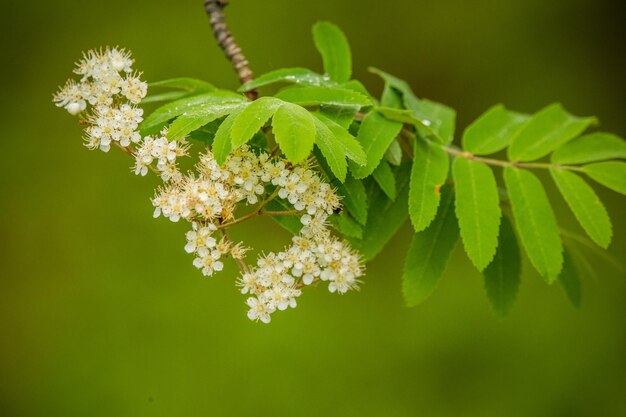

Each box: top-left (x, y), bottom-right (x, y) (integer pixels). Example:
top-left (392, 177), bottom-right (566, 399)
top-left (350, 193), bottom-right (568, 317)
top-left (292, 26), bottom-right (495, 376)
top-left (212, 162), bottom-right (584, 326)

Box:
top-left (54, 2), bottom-right (625, 322)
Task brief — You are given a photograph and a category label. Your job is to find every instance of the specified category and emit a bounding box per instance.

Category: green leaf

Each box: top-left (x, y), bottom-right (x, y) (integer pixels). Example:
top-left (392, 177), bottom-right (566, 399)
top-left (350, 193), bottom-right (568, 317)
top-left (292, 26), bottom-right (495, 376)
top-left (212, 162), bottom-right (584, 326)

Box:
top-left (239, 68), bottom-right (330, 92)
top-left (462, 104), bottom-right (529, 155)
top-left (405, 98), bottom-right (456, 145)
top-left (313, 117), bottom-right (347, 182)
top-left (337, 174), bottom-right (368, 225)
top-left (312, 21), bottom-right (352, 83)
top-left (140, 90), bottom-right (246, 135)
top-left (402, 186), bottom-right (459, 306)
top-left (319, 104), bottom-right (359, 128)
top-left (453, 158), bottom-right (501, 271)
top-left (384, 140), bottom-right (403, 166)
top-left (550, 168), bottom-right (612, 248)
top-left (212, 107), bottom-right (244, 164)
top-left (372, 160), bottom-right (396, 200)
top-left (507, 103), bottom-right (596, 162)
top-left (504, 167), bottom-right (563, 282)
top-left (355, 162), bottom-right (411, 260)
top-left (142, 91), bottom-right (191, 104)
top-left (275, 86), bottom-right (372, 107)
top-left (381, 83), bottom-right (404, 108)
top-left (329, 212), bottom-right (362, 239)
top-left (149, 77), bottom-right (216, 92)
top-left (272, 102), bottom-right (316, 164)
top-left (315, 113), bottom-right (366, 166)
top-left (483, 216), bottom-right (521, 318)
top-left (188, 119), bottom-right (223, 145)
top-left (559, 249), bottom-right (582, 308)
top-left (583, 161), bottom-right (626, 195)
top-left (375, 107), bottom-right (442, 142)
top-left (340, 80), bottom-right (371, 96)
top-left (265, 199), bottom-right (302, 235)
top-left (409, 137), bottom-right (450, 232)
top-left (551, 132), bottom-right (626, 165)
top-left (167, 102), bottom-right (243, 140)
top-left (349, 111), bottom-right (403, 178)
top-left (368, 67), bottom-right (418, 104)
top-left (230, 97), bottom-right (282, 148)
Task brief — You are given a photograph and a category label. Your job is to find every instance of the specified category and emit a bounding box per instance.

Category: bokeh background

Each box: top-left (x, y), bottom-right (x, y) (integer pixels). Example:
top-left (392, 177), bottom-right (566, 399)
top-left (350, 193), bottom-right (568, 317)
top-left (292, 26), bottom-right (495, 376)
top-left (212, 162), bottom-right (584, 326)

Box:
top-left (1, 0), bottom-right (625, 416)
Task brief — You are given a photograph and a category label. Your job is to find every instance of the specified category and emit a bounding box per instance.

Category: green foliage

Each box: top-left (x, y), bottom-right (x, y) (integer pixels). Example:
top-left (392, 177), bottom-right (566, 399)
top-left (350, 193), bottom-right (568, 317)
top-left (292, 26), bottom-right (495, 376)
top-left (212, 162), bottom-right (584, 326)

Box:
top-left (550, 168), bottom-right (612, 248)
top-left (272, 102), bottom-right (316, 164)
top-left (504, 167), bottom-right (563, 282)
top-left (551, 132), bottom-right (626, 164)
top-left (402, 186), bottom-right (459, 306)
top-left (452, 157), bottom-right (501, 271)
top-left (583, 161), bottom-right (626, 195)
top-left (143, 77), bottom-right (216, 103)
top-left (482, 216), bottom-right (521, 318)
top-left (239, 68), bottom-right (330, 92)
top-left (134, 20), bottom-right (626, 318)
top-left (353, 163), bottom-right (411, 260)
top-left (372, 160), bottom-right (396, 200)
top-left (462, 104), bottom-right (528, 155)
top-left (559, 249), bottom-right (582, 308)
top-left (409, 137), bottom-right (449, 232)
top-left (231, 97), bottom-right (282, 147)
top-left (275, 85), bottom-right (372, 107)
top-left (350, 111), bottom-right (403, 179)
top-left (507, 103), bottom-right (596, 162)
top-left (312, 21), bottom-right (352, 83)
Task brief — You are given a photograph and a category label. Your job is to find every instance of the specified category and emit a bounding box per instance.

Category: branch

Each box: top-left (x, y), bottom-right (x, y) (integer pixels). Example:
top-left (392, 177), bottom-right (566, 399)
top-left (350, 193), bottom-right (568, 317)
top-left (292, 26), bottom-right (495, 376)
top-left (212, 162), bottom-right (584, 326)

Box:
top-left (203, 0), bottom-right (258, 100)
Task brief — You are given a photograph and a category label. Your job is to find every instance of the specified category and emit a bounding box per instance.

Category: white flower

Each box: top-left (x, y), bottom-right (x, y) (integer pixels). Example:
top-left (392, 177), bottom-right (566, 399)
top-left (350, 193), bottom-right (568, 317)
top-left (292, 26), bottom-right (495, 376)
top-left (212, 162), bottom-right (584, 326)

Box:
top-left (246, 296), bottom-right (274, 324)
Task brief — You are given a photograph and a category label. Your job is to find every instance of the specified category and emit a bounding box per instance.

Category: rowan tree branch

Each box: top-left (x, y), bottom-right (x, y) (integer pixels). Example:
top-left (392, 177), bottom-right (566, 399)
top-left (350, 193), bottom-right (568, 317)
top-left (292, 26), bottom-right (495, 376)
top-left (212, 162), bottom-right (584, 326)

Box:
top-left (203, 0), bottom-right (258, 100)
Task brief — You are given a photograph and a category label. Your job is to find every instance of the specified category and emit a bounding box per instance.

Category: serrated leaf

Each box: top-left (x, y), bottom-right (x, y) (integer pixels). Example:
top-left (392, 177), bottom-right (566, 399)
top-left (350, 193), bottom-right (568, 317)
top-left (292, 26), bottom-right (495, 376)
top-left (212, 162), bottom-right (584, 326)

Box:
top-left (583, 161), bottom-right (626, 195)
top-left (349, 111), bottom-right (402, 178)
top-left (372, 160), bottom-right (396, 200)
top-left (142, 91), bottom-right (191, 104)
top-left (402, 186), bottom-right (459, 306)
top-left (483, 216), bottom-right (521, 318)
top-left (462, 104), bottom-right (529, 155)
top-left (167, 102), bottom-right (244, 140)
top-left (312, 21), bottom-right (352, 83)
top-left (231, 97), bottom-right (282, 148)
top-left (507, 103), bottom-right (596, 162)
top-left (384, 140), bottom-right (403, 166)
top-left (559, 249), bottom-right (582, 308)
top-left (368, 67), bottom-right (418, 104)
top-left (504, 167), bottom-right (563, 282)
top-left (188, 119), bottom-right (223, 145)
top-left (140, 90), bottom-right (246, 135)
top-left (272, 102), bottom-right (316, 164)
top-left (405, 98), bottom-right (456, 145)
top-left (319, 104), bottom-right (359, 128)
top-left (550, 168), bottom-right (612, 248)
top-left (551, 132), bottom-right (626, 165)
top-left (265, 199), bottom-right (302, 235)
top-left (315, 113), bottom-right (366, 166)
top-left (239, 68), bottom-right (330, 92)
top-left (340, 80), bottom-right (371, 96)
top-left (337, 174), bottom-right (368, 225)
top-left (409, 137), bottom-right (450, 232)
top-left (275, 86), bottom-right (372, 107)
top-left (212, 107), bottom-right (244, 164)
top-left (329, 212), bottom-right (363, 239)
top-left (453, 158), bottom-right (502, 271)
top-left (313, 117), bottom-right (347, 182)
top-left (354, 162), bottom-right (411, 260)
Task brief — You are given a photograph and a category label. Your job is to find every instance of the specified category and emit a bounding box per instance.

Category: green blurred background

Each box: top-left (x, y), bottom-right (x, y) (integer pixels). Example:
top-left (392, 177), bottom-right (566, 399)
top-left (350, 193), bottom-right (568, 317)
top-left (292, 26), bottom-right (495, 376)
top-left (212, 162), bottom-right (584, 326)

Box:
top-left (1, 0), bottom-right (625, 416)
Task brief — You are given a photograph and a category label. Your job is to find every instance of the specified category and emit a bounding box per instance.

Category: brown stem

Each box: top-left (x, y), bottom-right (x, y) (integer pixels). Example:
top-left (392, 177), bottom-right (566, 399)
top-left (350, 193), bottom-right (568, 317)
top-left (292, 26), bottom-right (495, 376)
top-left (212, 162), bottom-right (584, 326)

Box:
top-left (203, 0), bottom-right (258, 100)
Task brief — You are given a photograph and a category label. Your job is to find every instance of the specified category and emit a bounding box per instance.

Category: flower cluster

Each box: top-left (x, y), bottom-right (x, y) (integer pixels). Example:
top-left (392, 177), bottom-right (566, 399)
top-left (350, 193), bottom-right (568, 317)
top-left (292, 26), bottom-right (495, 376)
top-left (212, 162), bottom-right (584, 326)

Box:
top-left (53, 48), bottom-right (147, 153)
top-left (239, 231), bottom-right (363, 323)
top-left (133, 129), bottom-right (189, 181)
